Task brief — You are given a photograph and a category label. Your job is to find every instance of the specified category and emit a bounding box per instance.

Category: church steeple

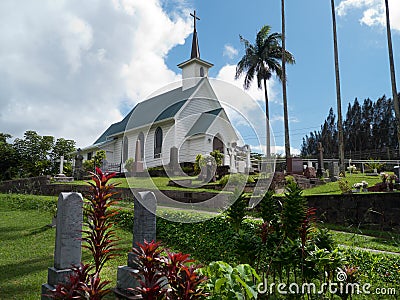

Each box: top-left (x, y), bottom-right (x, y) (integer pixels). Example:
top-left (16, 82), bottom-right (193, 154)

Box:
top-left (177, 10), bottom-right (213, 90)
top-left (190, 10), bottom-right (200, 59)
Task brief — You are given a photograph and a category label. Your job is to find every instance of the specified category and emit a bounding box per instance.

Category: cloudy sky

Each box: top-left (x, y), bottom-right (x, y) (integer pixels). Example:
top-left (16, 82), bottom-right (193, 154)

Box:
top-left (1, 0), bottom-right (399, 155)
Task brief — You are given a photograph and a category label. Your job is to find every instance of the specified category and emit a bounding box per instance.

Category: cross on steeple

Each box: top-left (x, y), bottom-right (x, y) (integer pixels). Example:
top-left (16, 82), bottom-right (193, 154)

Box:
top-left (190, 10), bottom-right (200, 59)
top-left (190, 10), bottom-right (200, 30)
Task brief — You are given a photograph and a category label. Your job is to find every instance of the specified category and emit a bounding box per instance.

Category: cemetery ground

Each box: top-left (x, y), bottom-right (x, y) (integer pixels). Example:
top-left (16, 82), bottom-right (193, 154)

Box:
top-left (1, 192), bottom-right (400, 299)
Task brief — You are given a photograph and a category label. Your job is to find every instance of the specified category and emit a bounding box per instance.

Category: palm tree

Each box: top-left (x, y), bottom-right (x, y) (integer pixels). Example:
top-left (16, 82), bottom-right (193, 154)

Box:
top-left (384, 0), bottom-right (400, 153)
top-left (281, 0), bottom-right (291, 161)
top-left (235, 25), bottom-right (295, 159)
top-left (330, 0), bottom-right (345, 174)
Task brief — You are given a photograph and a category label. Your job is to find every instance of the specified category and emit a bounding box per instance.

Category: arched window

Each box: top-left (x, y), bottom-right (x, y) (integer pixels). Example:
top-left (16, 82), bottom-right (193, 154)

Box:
top-left (137, 132), bottom-right (144, 161)
top-left (213, 135), bottom-right (224, 154)
top-left (123, 136), bottom-right (129, 162)
top-left (200, 67), bottom-right (204, 77)
top-left (154, 127), bottom-right (163, 158)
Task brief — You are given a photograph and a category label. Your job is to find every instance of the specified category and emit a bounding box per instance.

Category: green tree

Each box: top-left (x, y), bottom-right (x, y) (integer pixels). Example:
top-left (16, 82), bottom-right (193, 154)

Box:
top-left (13, 130), bottom-right (54, 176)
top-left (0, 133), bottom-right (18, 180)
top-left (50, 138), bottom-right (76, 175)
top-left (235, 25), bottom-right (294, 159)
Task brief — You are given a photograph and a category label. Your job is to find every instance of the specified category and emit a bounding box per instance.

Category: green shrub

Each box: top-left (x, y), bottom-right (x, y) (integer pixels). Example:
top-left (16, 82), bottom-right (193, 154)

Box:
top-left (0, 193), bottom-right (57, 213)
top-left (199, 261), bottom-right (261, 299)
top-left (124, 157), bottom-right (134, 174)
top-left (219, 174), bottom-right (254, 187)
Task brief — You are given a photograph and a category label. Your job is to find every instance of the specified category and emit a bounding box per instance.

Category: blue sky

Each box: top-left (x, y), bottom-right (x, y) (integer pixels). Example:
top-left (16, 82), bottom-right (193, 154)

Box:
top-left (164, 0), bottom-right (400, 154)
top-left (0, 0), bottom-right (399, 155)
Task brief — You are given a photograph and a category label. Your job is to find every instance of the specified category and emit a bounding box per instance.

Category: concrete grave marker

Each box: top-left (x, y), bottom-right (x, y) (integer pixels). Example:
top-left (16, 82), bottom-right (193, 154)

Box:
top-left (42, 192), bottom-right (83, 299)
top-left (116, 191), bottom-right (157, 296)
top-left (317, 142), bottom-right (325, 177)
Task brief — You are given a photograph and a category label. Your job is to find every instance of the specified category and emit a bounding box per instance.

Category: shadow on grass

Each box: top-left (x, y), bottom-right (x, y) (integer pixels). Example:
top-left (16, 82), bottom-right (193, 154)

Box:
top-left (26, 225), bottom-right (54, 236)
top-left (0, 256), bottom-right (53, 282)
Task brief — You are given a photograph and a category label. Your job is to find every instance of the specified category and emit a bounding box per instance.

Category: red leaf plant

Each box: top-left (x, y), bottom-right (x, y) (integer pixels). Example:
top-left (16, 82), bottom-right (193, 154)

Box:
top-left (129, 240), bottom-right (208, 300)
top-left (47, 168), bottom-right (120, 299)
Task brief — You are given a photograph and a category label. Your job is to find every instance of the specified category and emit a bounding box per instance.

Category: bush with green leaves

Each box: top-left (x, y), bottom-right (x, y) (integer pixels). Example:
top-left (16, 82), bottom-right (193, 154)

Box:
top-left (225, 189), bottom-right (248, 233)
top-left (219, 174), bottom-right (254, 188)
top-left (200, 261), bottom-right (261, 300)
top-left (124, 157), bottom-right (134, 174)
top-left (209, 150), bottom-right (224, 167)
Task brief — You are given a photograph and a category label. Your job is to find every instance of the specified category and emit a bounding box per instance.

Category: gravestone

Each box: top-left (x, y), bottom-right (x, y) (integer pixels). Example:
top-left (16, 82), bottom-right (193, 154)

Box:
top-left (304, 166), bottom-right (316, 179)
top-left (42, 193), bottom-right (83, 299)
top-left (316, 142), bottom-right (324, 177)
top-left (329, 161), bottom-right (340, 182)
top-left (116, 191), bottom-right (157, 296)
top-left (133, 140), bottom-right (144, 173)
top-left (287, 157), bottom-right (303, 174)
top-left (169, 147), bottom-right (180, 176)
top-left (54, 156), bottom-right (74, 182)
top-left (74, 149), bottom-right (84, 180)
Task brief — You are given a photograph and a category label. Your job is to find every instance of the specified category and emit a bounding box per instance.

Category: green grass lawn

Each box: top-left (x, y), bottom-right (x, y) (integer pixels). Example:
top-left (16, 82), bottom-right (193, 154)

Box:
top-left (303, 173), bottom-right (383, 195)
top-left (58, 176), bottom-right (221, 193)
top-left (0, 205), bottom-right (132, 300)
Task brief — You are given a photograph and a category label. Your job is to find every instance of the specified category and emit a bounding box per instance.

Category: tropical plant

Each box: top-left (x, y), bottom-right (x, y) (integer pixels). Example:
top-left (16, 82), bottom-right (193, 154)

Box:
top-left (281, 179), bottom-right (307, 239)
top-left (209, 149), bottom-right (223, 166)
top-left (83, 167), bottom-right (120, 274)
top-left (194, 154), bottom-right (204, 175)
top-left (236, 25), bottom-right (294, 159)
top-left (124, 157), bottom-right (135, 174)
top-left (199, 261), bottom-right (261, 300)
top-left (130, 240), bottom-right (208, 299)
top-left (225, 189), bottom-right (248, 233)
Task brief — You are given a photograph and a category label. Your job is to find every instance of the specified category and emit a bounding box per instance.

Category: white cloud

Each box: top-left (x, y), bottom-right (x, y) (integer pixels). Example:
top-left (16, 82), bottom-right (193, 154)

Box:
top-left (251, 144), bottom-right (300, 156)
top-left (0, 0), bottom-right (192, 147)
top-left (216, 64), bottom-right (278, 104)
top-left (337, 0), bottom-right (400, 31)
top-left (223, 44), bottom-right (238, 59)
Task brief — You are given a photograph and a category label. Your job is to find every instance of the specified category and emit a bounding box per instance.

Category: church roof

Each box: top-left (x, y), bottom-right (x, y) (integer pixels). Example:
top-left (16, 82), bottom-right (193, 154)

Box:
top-left (186, 108), bottom-right (223, 137)
top-left (93, 83), bottom-right (199, 144)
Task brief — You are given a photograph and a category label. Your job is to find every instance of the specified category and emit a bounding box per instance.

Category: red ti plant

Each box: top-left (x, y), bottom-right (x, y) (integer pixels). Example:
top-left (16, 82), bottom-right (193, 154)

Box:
top-left (130, 240), bottom-right (168, 299)
top-left (130, 240), bottom-right (208, 300)
top-left (83, 167), bottom-right (121, 274)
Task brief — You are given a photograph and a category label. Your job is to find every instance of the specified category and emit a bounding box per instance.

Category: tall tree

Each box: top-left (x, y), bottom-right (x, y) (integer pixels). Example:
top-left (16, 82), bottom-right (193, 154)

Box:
top-left (281, 0), bottom-right (291, 161)
top-left (384, 0), bottom-right (400, 154)
top-left (235, 25), bottom-right (294, 159)
top-left (0, 133), bottom-right (18, 180)
top-left (330, 0), bottom-right (345, 174)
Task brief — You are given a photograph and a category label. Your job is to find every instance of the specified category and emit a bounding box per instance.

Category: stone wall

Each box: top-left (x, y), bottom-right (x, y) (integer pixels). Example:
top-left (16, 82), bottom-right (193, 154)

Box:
top-left (1, 178), bottom-right (399, 231)
top-left (307, 193), bottom-right (400, 232)
top-left (0, 176), bottom-right (51, 194)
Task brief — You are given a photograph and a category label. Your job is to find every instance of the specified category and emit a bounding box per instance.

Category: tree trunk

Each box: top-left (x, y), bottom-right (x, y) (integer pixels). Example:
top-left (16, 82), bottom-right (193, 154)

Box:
top-left (281, 0), bottom-right (291, 162)
top-left (330, 0), bottom-right (345, 175)
top-left (263, 78), bottom-right (271, 159)
top-left (384, 0), bottom-right (400, 155)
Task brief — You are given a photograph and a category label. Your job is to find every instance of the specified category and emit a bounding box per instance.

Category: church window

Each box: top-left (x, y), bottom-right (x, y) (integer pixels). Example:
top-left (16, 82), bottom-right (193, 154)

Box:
top-left (200, 67), bottom-right (204, 77)
top-left (138, 132), bottom-right (144, 160)
top-left (154, 127), bottom-right (163, 158)
top-left (123, 136), bottom-right (128, 162)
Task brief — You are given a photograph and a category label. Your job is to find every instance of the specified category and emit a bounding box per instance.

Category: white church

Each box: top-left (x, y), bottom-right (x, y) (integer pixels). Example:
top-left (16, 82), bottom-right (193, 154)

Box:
top-left (80, 12), bottom-right (251, 174)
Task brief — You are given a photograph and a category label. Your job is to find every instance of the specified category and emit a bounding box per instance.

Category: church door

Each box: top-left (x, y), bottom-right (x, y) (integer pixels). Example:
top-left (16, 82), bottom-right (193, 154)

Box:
top-left (213, 135), bottom-right (224, 154)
